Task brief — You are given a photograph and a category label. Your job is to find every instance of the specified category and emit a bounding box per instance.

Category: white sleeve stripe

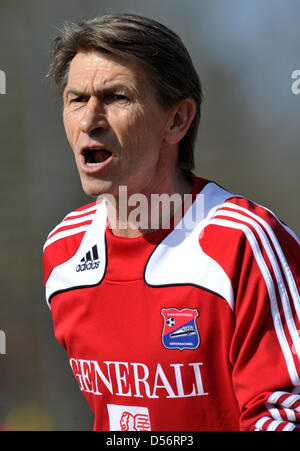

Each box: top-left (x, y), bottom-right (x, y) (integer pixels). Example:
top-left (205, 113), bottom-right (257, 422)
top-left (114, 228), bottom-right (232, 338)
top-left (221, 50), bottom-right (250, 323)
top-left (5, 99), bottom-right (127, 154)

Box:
top-left (267, 391), bottom-right (300, 409)
top-left (63, 204), bottom-right (98, 218)
top-left (210, 218), bottom-right (300, 386)
top-left (47, 214), bottom-right (95, 238)
top-left (279, 394), bottom-right (300, 408)
top-left (43, 225), bottom-right (90, 251)
top-left (250, 200), bottom-right (300, 246)
top-left (267, 391), bottom-right (288, 404)
top-left (282, 423), bottom-right (297, 431)
top-left (44, 204), bottom-right (100, 246)
top-left (255, 416), bottom-right (271, 430)
top-left (216, 209), bottom-right (300, 361)
top-left (224, 202), bottom-right (300, 322)
top-left (284, 408), bottom-right (297, 422)
top-left (226, 198), bottom-right (300, 246)
top-left (268, 408), bottom-right (282, 421)
top-left (267, 407), bottom-right (297, 422)
top-left (255, 415), bottom-right (296, 431)
top-left (267, 420), bottom-right (287, 431)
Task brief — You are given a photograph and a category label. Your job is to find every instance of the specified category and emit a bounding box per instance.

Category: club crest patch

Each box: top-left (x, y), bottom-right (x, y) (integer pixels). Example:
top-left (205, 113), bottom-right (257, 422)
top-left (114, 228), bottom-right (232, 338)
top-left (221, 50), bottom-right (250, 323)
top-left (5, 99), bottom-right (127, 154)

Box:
top-left (161, 308), bottom-right (200, 351)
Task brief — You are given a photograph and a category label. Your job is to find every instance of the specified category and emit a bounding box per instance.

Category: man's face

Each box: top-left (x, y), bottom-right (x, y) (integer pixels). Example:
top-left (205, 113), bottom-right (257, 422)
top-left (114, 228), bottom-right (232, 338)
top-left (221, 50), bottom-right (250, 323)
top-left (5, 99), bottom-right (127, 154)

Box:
top-left (63, 50), bottom-right (173, 198)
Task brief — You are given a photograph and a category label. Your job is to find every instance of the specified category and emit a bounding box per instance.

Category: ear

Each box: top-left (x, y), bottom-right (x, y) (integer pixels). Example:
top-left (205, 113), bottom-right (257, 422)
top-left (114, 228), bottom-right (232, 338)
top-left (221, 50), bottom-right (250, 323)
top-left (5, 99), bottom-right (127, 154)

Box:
top-left (164, 98), bottom-right (196, 145)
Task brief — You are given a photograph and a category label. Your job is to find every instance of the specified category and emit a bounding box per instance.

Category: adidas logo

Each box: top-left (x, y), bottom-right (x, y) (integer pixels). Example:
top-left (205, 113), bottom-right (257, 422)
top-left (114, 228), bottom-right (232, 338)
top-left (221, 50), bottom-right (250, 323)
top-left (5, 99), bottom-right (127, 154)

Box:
top-left (76, 245), bottom-right (100, 272)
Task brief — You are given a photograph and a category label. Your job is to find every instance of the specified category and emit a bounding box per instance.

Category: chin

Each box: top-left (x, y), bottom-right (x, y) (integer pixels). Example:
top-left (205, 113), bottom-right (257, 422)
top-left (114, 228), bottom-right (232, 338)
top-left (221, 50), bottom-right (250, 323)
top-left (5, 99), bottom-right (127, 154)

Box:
top-left (81, 178), bottom-right (116, 199)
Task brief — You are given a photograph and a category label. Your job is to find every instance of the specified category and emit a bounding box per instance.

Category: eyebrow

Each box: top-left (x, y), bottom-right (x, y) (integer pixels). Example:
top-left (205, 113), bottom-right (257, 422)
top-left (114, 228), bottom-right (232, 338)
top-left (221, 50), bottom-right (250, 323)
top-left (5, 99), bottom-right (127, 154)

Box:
top-left (64, 82), bottom-right (135, 101)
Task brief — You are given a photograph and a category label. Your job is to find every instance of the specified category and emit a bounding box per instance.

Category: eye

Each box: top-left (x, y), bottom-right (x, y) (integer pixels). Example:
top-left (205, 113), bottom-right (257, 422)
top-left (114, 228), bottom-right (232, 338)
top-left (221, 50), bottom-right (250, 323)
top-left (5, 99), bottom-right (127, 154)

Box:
top-left (105, 93), bottom-right (128, 104)
top-left (72, 96), bottom-right (87, 103)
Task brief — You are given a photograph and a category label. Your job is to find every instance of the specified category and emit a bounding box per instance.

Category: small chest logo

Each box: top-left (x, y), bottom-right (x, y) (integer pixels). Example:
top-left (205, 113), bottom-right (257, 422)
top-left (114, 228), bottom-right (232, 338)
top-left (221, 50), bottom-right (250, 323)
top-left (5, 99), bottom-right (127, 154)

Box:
top-left (161, 308), bottom-right (200, 351)
top-left (76, 244), bottom-right (100, 272)
top-left (120, 411), bottom-right (151, 431)
top-left (107, 404), bottom-right (151, 431)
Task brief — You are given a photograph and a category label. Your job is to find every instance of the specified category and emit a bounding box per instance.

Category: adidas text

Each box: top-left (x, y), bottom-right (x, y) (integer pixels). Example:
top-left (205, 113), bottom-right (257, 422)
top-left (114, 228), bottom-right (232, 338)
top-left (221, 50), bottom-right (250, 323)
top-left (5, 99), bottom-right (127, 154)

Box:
top-left (76, 261), bottom-right (100, 272)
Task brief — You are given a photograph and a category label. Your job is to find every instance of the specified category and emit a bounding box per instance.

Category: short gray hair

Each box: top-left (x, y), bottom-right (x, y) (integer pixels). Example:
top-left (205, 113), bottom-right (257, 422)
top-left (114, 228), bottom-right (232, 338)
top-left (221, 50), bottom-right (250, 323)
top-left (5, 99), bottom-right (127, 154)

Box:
top-left (48, 14), bottom-right (203, 170)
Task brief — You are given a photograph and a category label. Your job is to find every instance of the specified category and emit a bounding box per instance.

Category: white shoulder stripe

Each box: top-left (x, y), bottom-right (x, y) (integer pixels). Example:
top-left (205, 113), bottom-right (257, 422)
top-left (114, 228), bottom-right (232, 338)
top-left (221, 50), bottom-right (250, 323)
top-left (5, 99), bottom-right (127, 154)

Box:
top-left (210, 217), bottom-right (300, 386)
top-left (44, 201), bottom-right (108, 307)
top-left (47, 213), bottom-right (96, 238)
top-left (63, 204), bottom-right (98, 219)
top-left (224, 203), bottom-right (300, 323)
top-left (241, 200), bottom-right (300, 246)
top-left (216, 209), bottom-right (300, 357)
top-left (44, 204), bottom-right (100, 249)
top-left (43, 225), bottom-right (90, 251)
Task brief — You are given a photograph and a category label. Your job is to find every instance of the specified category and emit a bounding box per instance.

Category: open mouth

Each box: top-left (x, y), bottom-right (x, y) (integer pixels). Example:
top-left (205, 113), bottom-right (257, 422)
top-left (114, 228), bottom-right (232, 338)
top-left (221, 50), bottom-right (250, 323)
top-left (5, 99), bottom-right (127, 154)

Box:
top-left (84, 148), bottom-right (112, 166)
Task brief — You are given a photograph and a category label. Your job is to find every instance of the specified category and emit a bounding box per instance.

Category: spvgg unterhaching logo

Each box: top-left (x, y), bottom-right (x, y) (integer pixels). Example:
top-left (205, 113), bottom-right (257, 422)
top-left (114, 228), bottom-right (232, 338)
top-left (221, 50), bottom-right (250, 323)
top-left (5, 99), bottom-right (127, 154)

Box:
top-left (0, 70), bottom-right (6, 95)
top-left (0, 330), bottom-right (6, 355)
top-left (291, 70), bottom-right (300, 95)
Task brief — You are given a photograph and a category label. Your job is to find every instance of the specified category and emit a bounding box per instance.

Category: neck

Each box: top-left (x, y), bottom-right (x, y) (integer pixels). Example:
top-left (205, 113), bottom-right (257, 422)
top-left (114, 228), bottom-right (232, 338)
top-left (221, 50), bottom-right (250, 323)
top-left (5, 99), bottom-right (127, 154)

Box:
top-left (105, 169), bottom-right (193, 238)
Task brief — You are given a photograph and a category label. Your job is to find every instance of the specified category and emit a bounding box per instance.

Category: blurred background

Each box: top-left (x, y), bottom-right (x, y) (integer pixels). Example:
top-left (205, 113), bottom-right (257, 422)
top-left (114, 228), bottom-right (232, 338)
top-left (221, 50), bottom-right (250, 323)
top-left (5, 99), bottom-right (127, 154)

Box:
top-left (0, 0), bottom-right (299, 430)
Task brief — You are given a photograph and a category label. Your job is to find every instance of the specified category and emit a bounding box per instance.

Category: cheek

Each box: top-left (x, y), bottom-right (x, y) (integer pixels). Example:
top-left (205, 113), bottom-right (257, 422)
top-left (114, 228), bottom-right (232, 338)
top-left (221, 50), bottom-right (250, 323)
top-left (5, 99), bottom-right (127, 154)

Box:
top-left (118, 108), bottom-right (156, 147)
top-left (63, 112), bottom-right (78, 148)
top-left (107, 109), bottom-right (141, 148)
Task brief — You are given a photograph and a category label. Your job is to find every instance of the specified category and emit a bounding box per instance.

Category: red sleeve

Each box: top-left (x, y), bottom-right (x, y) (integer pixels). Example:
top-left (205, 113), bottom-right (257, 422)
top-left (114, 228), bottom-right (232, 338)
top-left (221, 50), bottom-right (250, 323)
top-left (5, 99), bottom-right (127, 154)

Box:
top-left (210, 197), bottom-right (300, 430)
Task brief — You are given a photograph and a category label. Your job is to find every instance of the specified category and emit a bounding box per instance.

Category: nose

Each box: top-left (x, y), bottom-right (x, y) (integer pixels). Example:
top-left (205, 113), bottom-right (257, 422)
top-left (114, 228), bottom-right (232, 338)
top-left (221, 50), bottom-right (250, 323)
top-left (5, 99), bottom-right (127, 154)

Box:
top-left (79, 97), bottom-right (108, 135)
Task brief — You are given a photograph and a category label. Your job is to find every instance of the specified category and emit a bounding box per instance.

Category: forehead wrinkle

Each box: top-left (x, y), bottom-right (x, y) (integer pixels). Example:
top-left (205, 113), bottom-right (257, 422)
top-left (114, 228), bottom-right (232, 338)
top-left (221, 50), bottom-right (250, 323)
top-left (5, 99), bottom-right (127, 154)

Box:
top-left (69, 65), bottom-right (135, 94)
top-left (65, 51), bottom-right (157, 103)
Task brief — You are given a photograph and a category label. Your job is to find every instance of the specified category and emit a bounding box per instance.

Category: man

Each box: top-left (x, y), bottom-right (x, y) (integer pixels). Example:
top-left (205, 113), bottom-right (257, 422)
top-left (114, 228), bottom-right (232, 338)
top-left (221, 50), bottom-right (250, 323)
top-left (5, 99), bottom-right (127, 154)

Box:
top-left (43, 14), bottom-right (300, 431)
